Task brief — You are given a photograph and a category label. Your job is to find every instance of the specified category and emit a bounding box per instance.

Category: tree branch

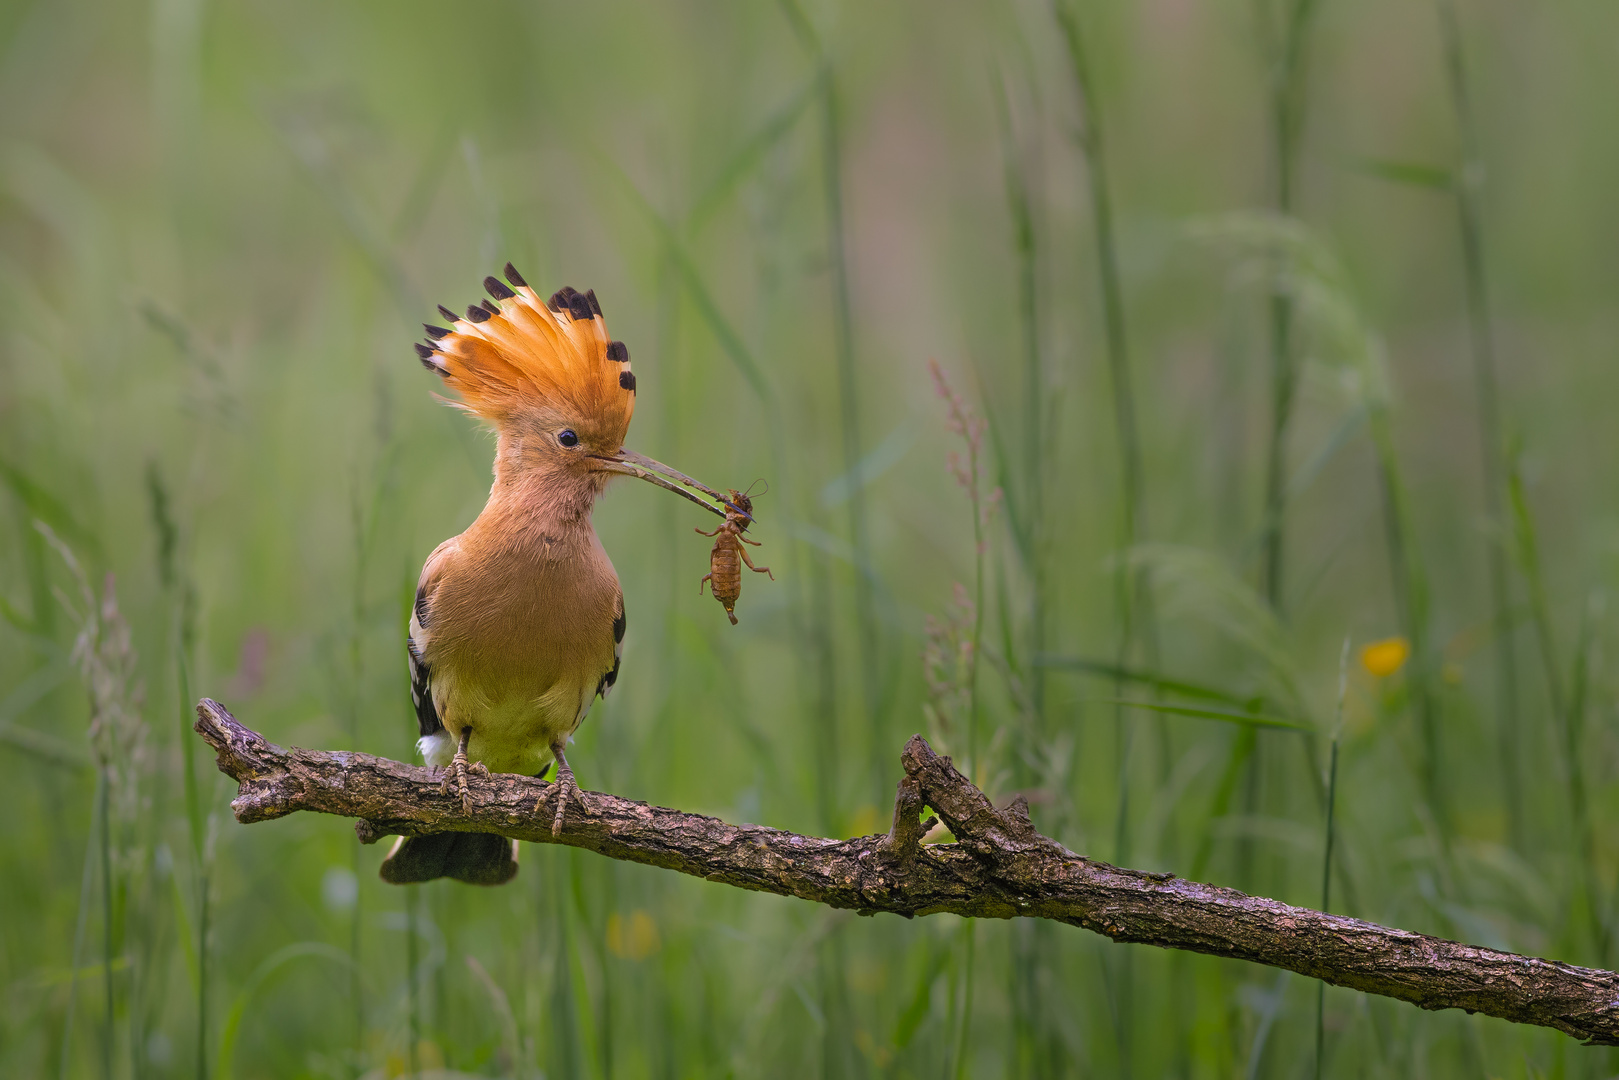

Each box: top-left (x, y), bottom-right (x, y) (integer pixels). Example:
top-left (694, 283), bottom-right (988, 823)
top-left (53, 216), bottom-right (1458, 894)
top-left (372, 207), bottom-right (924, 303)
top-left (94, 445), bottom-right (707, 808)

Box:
top-left (195, 697), bottom-right (1619, 1045)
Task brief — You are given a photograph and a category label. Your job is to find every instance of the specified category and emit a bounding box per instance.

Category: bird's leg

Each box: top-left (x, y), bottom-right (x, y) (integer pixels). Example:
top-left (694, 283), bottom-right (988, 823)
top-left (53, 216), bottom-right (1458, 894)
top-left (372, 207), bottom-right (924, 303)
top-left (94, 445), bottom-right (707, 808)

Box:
top-left (738, 545), bottom-right (774, 580)
top-left (438, 726), bottom-right (485, 814)
top-left (539, 741), bottom-right (584, 836)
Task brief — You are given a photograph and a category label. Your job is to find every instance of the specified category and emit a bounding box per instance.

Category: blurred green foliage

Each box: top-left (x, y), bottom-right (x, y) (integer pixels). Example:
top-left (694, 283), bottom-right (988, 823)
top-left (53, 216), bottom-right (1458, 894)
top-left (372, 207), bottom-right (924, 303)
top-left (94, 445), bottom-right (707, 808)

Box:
top-left (5, 0), bottom-right (1619, 1077)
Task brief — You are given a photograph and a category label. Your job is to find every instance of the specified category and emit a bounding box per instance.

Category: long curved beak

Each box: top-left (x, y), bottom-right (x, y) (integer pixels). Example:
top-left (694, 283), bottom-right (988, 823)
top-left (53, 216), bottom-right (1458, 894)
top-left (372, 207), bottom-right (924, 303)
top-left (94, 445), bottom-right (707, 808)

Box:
top-left (589, 448), bottom-right (729, 520)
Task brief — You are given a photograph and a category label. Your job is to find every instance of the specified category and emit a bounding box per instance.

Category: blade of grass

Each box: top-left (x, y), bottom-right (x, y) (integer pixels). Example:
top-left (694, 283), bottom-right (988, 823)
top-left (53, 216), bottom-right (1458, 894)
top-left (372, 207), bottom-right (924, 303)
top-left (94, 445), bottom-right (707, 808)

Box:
top-left (550, 863), bottom-right (583, 1080)
top-left (1506, 454), bottom-right (1565, 718)
top-left (1315, 640), bottom-right (1349, 1080)
top-left (1255, 0), bottom-right (1323, 612)
top-left (779, 2), bottom-right (884, 778)
top-left (608, 154), bottom-right (840, 863)
top-left (0, 459), bottom-right (102, 560)
top-left (631, 197), bottom-right (846, 835)
top-left (991, 68), bottom-right (1047, 747)
top-left (1193, 727), bottom-right (1254, 883)
top-left (819, 418), bottom-right (921, 509)
top-left (1052, 0), bottom-right (1149, 595)
top-left (98, 752), bottom-right (113, 1080)
top-left (819, 929), bottom-right (864, 1080)
top-left (148, 461), bottom-right (210, 1080)
top-left (947, 921), bottom-right (975, 1080)
top-left (0, 722), bottom-right (86, 766)
top-left (465, 955), bottom-right (523, 1078)
top-left (688, 75), bottom-right (819, 232)
top-left (1437, 0), bottom-right (1522, 850)
top-left (1053, 18), bottom-right (1161, 953)
top-left (346, 482), bottom-right (373, 1060)
top-left (1244, 971), bottom-right (1291, 1079)
top-left (665, 236), bottom-right (775, 408)
top-left (994, 548), bottom-right (1030, 723)
top-left (892, 942), bottom-right (949, 1051)
top-left (1506, 454), bottom-right (1604, 962)
top-left (821, 81), bottom-right (879, 757)
top-left (1036, 655), bottom-right (1254, 707)
top-left (1368, 399), bottom-right (1446, 824)
top-left (1094, 699), bottom-right (1312, 732)
top-left (1242, 404), bottom-right (1369, 564)
top-left (1127, 544), bottom-right (1306, 713)
top-left (1357, 158), bottom-right (1454, 191)
top-left (604, 163), bottom-right (840, 838)
top-left (388, 120), bottom-right (458, 242)
top-left (58, 772), bottom-right (102, 1080)
top-left (0, 655), bottom-right (84, 765)
top-left (178, 636), bottom-right (209, 1080)
top-left (406, 885), bottom-right (420, 1076)
top-left (1566, 594), bottom-right (1604, 962)
top-left (275, 112), bottom-right (421, 316)
top-left (976, 381), bottom-right (1033, 567)
top-left (215, 943), bottom-right (357, 1080)
top-left (599, 163), bottom-right (773, 405)
top-left (727, 909), bottom-right (847, 1074)
top-left (926, 360), bottom-right (991, 786)
top-left (0, 590), bottom-right (38, 633)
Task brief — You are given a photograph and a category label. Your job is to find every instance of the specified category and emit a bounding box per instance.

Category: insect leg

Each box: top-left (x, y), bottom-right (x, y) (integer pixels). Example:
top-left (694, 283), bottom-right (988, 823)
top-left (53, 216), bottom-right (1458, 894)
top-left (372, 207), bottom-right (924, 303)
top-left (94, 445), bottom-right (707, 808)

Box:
top-left (738, 544), bottom-right (774, 580)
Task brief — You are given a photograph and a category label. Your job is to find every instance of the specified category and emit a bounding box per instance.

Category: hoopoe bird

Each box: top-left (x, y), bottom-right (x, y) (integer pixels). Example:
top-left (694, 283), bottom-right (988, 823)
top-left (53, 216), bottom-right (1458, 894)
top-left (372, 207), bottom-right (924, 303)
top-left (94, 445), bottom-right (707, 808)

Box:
top-left (380, 265), bottom-right (728, 886)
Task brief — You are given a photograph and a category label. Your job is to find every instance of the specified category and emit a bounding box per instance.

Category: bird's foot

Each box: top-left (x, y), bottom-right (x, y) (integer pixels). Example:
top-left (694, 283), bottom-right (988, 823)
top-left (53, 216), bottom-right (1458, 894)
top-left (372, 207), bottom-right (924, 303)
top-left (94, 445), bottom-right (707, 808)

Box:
top-left (440, 745), bottom-right (484, 814)
top-left (536, 747), bottom-right (583, 836)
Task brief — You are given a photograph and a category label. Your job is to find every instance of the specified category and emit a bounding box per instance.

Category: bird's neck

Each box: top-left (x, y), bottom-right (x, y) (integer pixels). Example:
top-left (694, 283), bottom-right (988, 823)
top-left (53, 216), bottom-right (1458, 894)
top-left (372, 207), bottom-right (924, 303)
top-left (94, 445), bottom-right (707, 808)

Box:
top-left (484, 472), bottom-right (598, 532)
top-left (480, 438), bottom-right (602, 542)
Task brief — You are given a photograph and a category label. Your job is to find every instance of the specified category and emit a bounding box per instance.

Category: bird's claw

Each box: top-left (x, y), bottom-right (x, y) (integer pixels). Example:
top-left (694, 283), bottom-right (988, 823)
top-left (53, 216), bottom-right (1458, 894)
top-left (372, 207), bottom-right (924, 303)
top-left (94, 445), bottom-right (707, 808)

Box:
top-left (441, 747), bottom-right (480, 814)
top-left (536, 759), bottom-right (583, 836)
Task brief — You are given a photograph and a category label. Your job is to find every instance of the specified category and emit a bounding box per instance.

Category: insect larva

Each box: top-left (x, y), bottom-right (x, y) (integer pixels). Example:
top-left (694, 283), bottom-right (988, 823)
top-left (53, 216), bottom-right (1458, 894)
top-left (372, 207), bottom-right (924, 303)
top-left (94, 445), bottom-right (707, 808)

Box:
top-left (697, 482), bottom-right (772, 624)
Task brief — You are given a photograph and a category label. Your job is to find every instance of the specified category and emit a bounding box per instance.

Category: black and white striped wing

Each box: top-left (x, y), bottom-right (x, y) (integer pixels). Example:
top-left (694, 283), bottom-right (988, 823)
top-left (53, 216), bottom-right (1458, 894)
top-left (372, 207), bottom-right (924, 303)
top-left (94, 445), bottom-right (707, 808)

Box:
top-left (408, 538), bottom-right (459, 739)
top-left (596, 591), bottom-right (625, 701)
top-left (408, 583), bottom-right (442, 738)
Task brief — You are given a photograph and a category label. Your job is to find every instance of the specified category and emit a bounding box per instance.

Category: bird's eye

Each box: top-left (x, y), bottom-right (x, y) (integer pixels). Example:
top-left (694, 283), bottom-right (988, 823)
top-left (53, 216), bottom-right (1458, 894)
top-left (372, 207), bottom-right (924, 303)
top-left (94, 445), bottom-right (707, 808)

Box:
top-left (558, 430), bottom-right (579, 448)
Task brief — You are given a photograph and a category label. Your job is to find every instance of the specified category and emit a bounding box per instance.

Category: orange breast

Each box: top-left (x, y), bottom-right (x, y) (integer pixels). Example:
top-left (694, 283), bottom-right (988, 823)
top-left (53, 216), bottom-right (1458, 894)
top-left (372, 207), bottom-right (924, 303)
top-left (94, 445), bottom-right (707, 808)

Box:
top-left (426, 516), bottom-right (619, 762)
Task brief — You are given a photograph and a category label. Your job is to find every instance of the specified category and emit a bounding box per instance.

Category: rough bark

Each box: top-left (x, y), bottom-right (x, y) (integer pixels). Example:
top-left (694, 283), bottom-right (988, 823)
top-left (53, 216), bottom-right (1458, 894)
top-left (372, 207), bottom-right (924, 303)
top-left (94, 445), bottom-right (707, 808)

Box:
top-left (195, 697), bottom-right (1619, 1045)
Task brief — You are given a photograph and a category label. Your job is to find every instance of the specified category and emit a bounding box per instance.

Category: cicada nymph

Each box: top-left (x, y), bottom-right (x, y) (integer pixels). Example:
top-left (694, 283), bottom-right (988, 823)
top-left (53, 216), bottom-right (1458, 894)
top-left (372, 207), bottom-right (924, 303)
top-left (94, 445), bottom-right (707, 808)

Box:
top-left (698, 481), bottom-right (773, 624)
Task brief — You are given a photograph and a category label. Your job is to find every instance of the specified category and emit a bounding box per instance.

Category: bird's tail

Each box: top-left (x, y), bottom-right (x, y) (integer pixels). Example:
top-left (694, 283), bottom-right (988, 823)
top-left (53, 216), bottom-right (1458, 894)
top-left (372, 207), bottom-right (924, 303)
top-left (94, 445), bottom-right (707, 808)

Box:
top-left (379, 832), bottom-right (518, 886)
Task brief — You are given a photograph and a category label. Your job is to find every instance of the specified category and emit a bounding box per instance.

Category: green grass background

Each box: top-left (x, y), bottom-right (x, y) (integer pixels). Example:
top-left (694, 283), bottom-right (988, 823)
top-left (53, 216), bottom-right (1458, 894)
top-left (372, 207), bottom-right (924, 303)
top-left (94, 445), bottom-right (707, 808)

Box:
top-left (4, 0), bottom-right (1619, 1076)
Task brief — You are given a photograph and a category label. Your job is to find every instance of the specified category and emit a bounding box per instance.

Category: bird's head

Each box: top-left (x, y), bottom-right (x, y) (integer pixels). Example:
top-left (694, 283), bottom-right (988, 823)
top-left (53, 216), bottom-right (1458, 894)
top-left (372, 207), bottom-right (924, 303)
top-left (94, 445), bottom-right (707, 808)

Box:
top-left (417, 267), bottom-right (730, 520)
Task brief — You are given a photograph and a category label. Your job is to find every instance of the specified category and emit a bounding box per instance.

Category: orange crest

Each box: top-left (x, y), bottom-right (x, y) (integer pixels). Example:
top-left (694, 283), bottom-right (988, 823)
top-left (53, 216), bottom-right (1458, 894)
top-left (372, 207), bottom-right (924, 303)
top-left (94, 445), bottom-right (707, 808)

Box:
top-left (415, 266), bottom-right (636, 448)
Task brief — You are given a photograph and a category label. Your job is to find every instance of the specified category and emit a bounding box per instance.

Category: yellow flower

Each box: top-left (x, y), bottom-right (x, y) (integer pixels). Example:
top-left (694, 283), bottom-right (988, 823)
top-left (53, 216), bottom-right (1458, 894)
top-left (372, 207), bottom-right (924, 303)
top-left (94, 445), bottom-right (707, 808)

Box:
top-left (607, 910), bottom-right (661, 961)
top-left (1360, 637), bottom-right (1411, 678)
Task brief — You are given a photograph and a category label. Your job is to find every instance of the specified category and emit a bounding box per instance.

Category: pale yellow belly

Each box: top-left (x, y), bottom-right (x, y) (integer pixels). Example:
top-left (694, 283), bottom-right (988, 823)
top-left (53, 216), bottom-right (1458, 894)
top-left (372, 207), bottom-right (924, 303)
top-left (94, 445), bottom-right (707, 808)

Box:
top-left (421, 662), bottom-right (593, 776)
top-left (415, 510), bottom-right (620, 777)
